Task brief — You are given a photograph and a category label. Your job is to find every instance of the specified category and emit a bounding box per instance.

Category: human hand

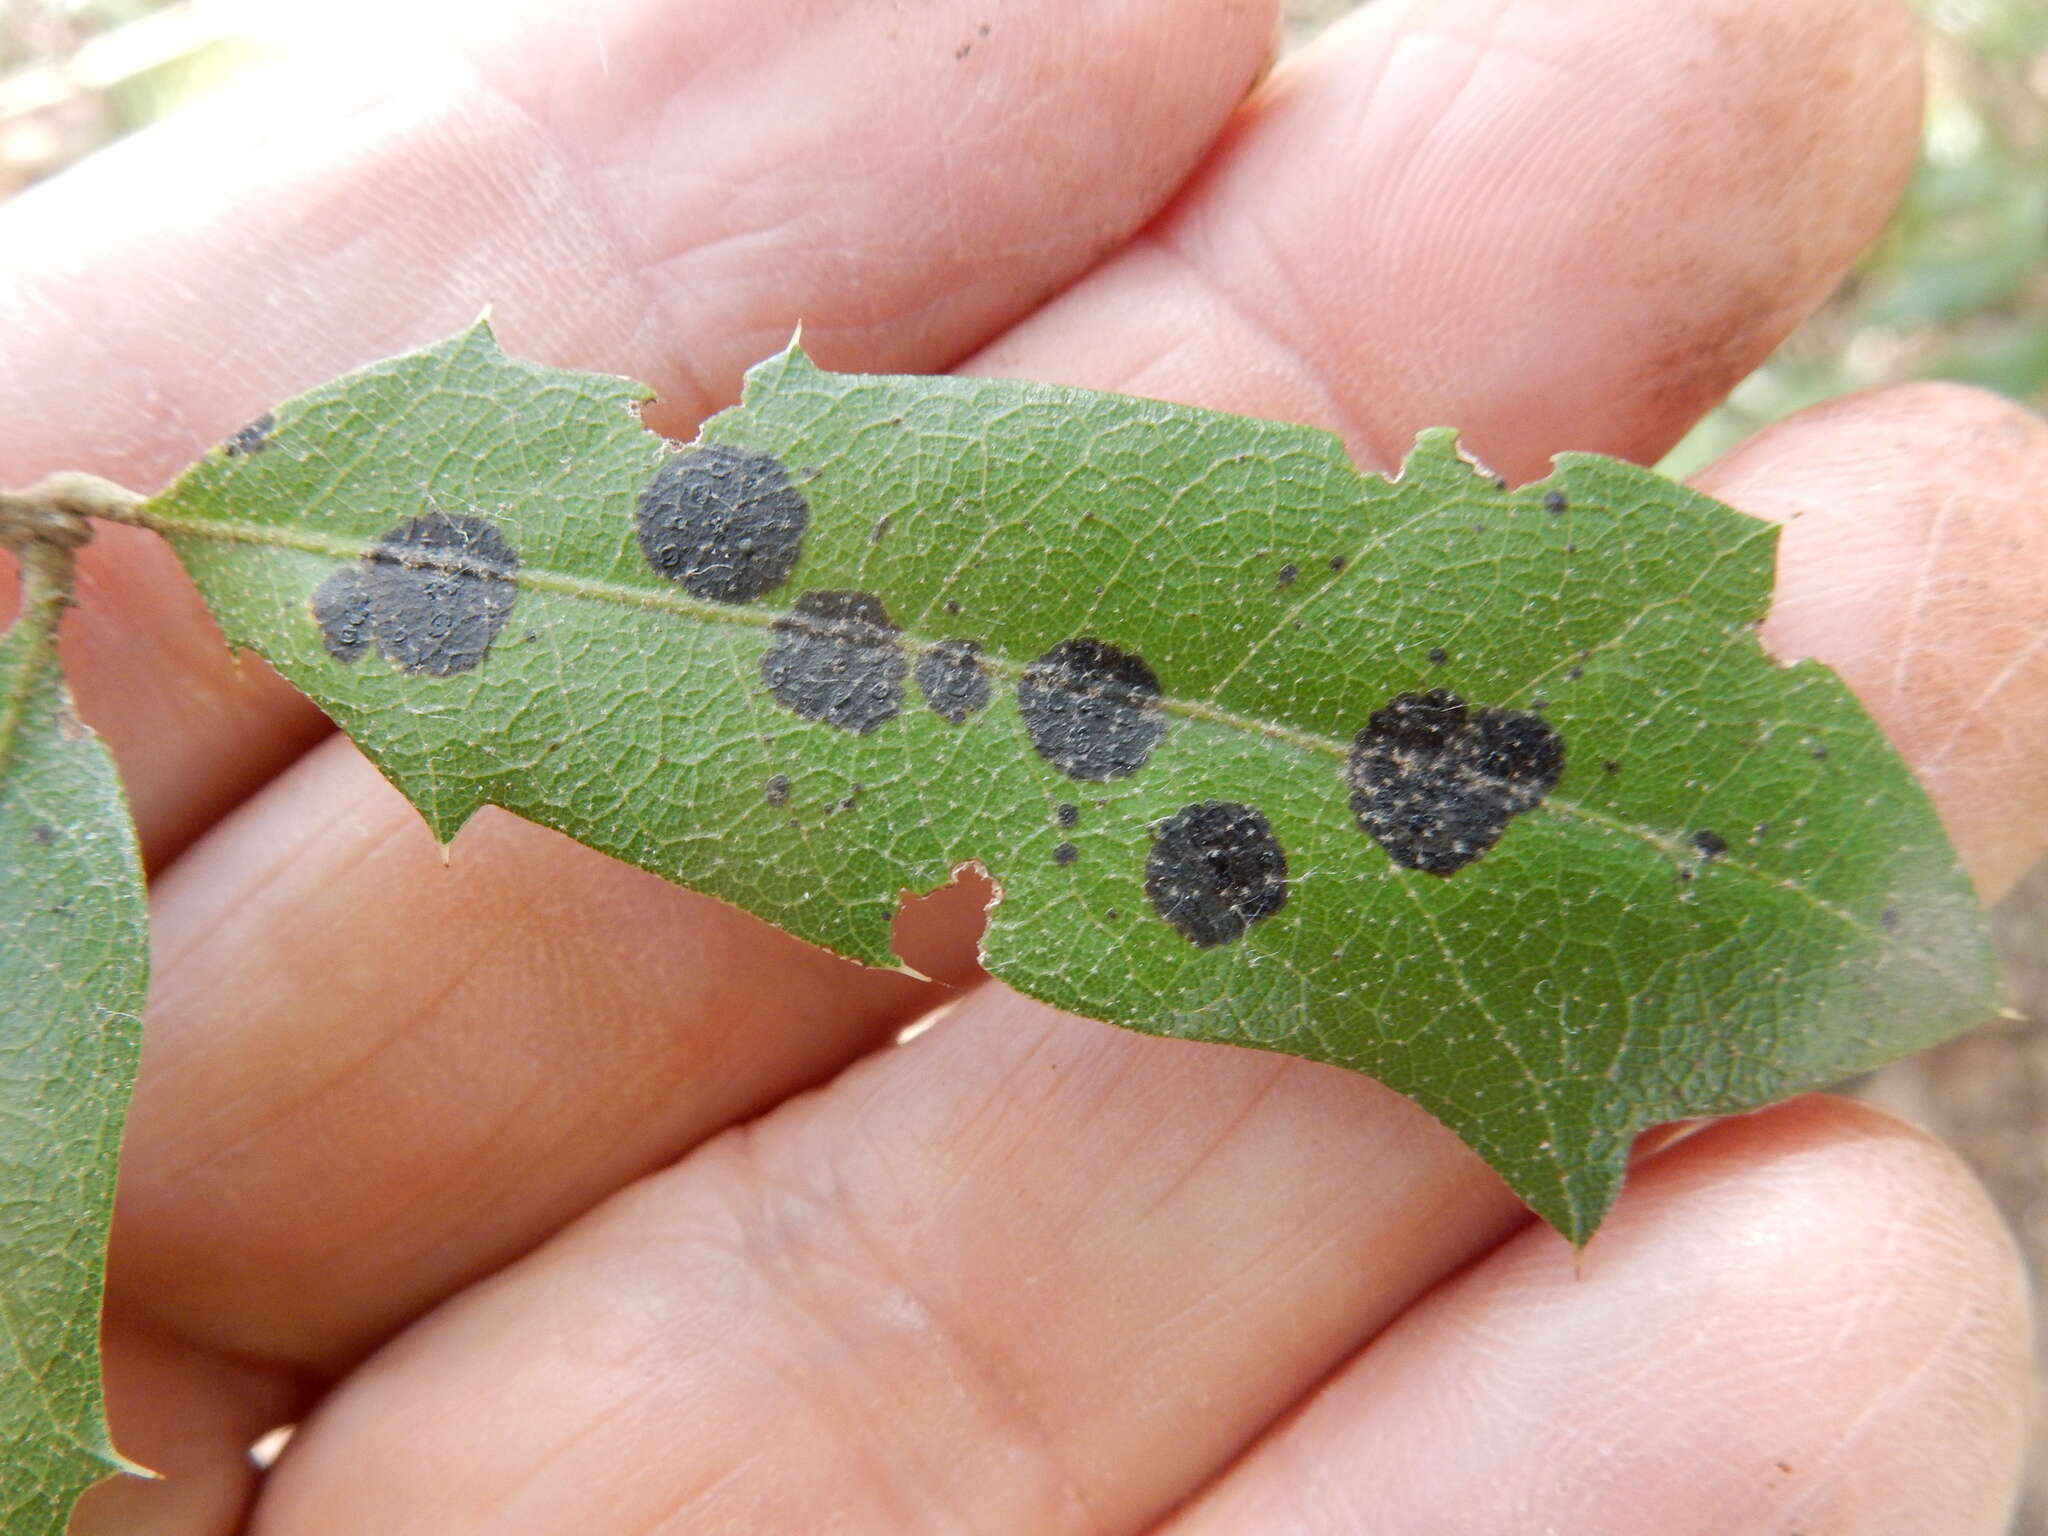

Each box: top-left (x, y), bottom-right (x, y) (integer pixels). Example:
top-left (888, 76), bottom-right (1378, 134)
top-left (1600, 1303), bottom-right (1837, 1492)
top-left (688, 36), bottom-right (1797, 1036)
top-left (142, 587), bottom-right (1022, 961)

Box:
top-left (4, 0), bottom-right (2039, 1530)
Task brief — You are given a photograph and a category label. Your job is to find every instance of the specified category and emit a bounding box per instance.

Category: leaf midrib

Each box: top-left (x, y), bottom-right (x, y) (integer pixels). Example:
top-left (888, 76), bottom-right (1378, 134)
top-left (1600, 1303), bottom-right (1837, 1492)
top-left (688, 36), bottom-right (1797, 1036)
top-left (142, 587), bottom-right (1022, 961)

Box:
top-left (144, 505), bottom-right (1937, 963)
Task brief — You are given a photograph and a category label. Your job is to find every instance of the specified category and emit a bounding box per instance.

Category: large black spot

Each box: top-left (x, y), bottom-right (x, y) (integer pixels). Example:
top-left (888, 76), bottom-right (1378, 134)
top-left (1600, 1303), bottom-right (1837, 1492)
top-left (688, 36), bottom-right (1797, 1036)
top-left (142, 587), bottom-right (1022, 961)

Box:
top-left (1346, 689), bottom-right (1564, 874)
top-left (356, 512), bottom-right (520, 676)
top-left (762, 589), bottom-right (907, 733)
top-left (1017, 637), bottom-right (1167, 781)
top-left (1145, 801), bottom-right (1290, 949)
top-left (915, 638), bottom-right (991, 724)
top-left (635, 443), bottom-right (808, 603)
top-left (311, 512), bottom-right (518, 675)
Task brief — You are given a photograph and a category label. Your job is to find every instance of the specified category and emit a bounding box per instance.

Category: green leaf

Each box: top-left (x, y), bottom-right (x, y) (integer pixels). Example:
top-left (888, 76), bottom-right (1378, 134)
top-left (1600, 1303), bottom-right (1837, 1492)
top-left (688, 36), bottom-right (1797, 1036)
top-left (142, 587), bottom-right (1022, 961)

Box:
top-left (143, 323), bottom-right (1998, 1242)
top-left (0, 547), bottom-right (148, 1531)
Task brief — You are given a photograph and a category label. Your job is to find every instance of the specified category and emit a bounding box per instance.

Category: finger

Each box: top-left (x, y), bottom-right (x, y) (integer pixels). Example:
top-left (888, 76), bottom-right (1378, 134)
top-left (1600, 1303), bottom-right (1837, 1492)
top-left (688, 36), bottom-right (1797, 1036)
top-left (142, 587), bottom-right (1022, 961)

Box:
top-left (968, 0), bottom-right (1922, 483)
top-left (0, 0), bottom-right (1277, 865)
top-left (112, 739), bottom-right (931, 1373)
top-left (1166, 1097), bottom-right (2032, 1535)
top-left (1691, 383), bottom-right (2048, 903)
top-left (251, 993), bottom-right (1530, 1533)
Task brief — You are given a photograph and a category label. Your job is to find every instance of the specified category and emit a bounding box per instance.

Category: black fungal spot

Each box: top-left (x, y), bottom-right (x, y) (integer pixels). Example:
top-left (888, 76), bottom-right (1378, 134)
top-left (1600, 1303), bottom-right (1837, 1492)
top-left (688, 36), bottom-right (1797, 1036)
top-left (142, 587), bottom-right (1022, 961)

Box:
top-left (222, 411), bottom-right (276, 456)
top-left (1427, 646), bottom-right (1449, 667)
top-left (1603, 759), bottom-right (1623, 775)
top-left (943, 600), bottom-right (963, 616)
top-left (1055, 803), bottom-right (1079, 829)
top-left (1566, 666), bottom-right (1585, 681)
top-left (1690, 829), bottom-right (1727, 859)
top-left (635, 443), bottom-right (808, 603)
top-left (1543, 489), bottom-right (1569, 515)
top-left (362, 512), bottom-right (520, 676)
top-left (1345, 689), bottom-right (1565, 875)
top-left (311, 567), bottom-right (374, 663)
top-left (1052, 842), bottom-right (1079, 866)
top-left (1275, 562), bottom-right (1299, 589)
top-left (762, 589), bottom-right (907, 734)
top-left (1810, 742), bottom-right (1830, 761)
top-left (915, 637), bottom-right (991, 724)
top-left (1328, 554), bottom-right (1348, 573)
top-left (1016, 637), bottom-right (1167, 781)
top-left (1145, 801), bottom-right (1290, 949)
top-left (313, 513), bottom-right (519, 675)
top-left (763, 774), bottom-right (791, 807)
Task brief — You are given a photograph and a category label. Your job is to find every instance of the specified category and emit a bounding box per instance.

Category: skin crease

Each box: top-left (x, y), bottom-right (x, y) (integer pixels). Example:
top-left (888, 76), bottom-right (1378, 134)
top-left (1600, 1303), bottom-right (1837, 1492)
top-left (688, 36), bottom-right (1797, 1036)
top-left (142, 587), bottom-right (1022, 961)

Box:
top-left (0, 0), bottom-right (2020, 1530)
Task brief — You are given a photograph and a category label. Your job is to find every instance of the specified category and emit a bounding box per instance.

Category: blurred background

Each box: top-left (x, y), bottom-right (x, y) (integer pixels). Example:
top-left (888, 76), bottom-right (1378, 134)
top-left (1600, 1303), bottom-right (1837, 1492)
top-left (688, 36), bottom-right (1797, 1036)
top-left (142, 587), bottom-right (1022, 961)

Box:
top-left (4, 0), bottom-right (2044, 1526)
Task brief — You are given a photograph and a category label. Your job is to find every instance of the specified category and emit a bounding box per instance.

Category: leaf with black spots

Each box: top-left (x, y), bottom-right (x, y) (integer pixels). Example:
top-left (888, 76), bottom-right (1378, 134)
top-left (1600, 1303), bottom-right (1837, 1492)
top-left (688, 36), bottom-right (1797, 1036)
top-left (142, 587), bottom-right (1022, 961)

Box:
top-left (138, 323), bottom-right (1998, 1243)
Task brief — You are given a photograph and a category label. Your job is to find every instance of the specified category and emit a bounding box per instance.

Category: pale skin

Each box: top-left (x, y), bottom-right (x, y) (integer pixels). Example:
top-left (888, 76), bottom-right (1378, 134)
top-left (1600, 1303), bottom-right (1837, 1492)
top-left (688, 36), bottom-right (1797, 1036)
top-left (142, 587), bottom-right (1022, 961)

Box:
top-left (0, 0), bottom-right (2041, 1530)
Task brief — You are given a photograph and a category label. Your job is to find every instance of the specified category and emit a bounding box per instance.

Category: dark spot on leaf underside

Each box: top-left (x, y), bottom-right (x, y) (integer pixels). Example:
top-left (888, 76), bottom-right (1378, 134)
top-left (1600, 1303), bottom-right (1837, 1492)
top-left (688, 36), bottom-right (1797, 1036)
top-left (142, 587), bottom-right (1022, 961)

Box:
top-left (313, 511), bottom-right (519, 676)
top-left (1146, 801), bottom-right (1289, 948)
top-left (1052, 841), bottom-right (1079, 866)
top-left (763, 774), bottom-right (791, 807)
top-left (1275, 562), bottom-right (1298, 589)
top-left (1346, 689), bottom-right (1564, 874)
top-left (762, 589), bottom-right (907, 734)
top-left (1690, 829), bottom-right (1727, 859)
top-left (915, 638), bottom-right (991, 724)
top-left (635, 442), bottom-right (808, 603)
top-left (1543, 489), bottom-right (1568, 515)
top-left (1017, 637), bottom-right (1167, 782)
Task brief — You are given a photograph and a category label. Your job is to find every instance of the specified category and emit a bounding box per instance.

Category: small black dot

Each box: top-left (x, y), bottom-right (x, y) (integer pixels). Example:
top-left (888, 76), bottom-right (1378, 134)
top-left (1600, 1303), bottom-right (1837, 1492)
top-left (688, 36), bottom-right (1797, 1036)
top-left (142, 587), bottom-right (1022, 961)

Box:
top-left (1275, 562), bottom-right (1299, 589)
top-left (915, 637), bottom-right (991, 724)
top-left (1566, 666), bottom-right (1585, 681)
top-left (1542, 490), bottom-right (1569, 515)
top-left (314, 512), bottom-right (519, 676)
top-left (1880, 905), bottom-right (1902, 932)
top-left (635, 443), bottom-right (808, 603)
top-left (761, 589), bottom-right (907, 734)
top-left (1346, 690), bottom-right (1565, 874)
top-left (1145, 801), bottom-right (1289, 948)
top-left (1427, 646), bottom-right (1448, 667)
top-left (1690, 829), bottom-right (1727, 859)
top-left (222, 411), bottom-right (276, 457)
top-left (1328, 554), bottom-right (1348, 573)
top-left (1055, 803), bottom-right (1079, 828)
top-left (763, 774), bottom-right (791, 807)
top-left (1603, 759), bottom-right (1622, 775)
top-left (1810, 742), bottom-right (1830, 761)
top-left (1016, 637), bottom-right (1167, 782)
top-left (1052, 841), bottom-right (1079, 866)
top-left (943, 599), bottom-right (963, 615)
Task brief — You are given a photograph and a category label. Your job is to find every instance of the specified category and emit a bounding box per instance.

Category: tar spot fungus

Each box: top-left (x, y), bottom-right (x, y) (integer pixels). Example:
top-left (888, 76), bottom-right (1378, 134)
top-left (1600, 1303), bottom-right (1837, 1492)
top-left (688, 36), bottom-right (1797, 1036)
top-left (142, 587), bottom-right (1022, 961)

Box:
top-left (1052, 841), bottom-right (1079, 866)
top-left (1690, 829), bottom-right (1727, 859)
top-left (763, 774), bottom-right (792, 807)
top-left (1603, 759), bottom-right (1622, 775)
top-left (1275, 562), bottom-right (1299, 589)
top-left (313, 512), bottom-right (519, 676)
top-left (1543, 489), bottom-right (1569, 515)
top-left (762, 589), bottom-right (907, 734)
top-left (943, 599), bottom-right (963, 615)
top-left (1055, 802), bottom-right (1079, 828)
top-left (311, 567), bottom-right (374, 663)
top-left (1328, 554), bottom-right (1347, 573)
top-left (1427, 646), bottom-right (1449, 667)
top-left (1145, 801), bottom-right (1289, 948)
top-left (1017, 637), bottom-right (1167, 782)
top-left (1346, 689), bottom-right (1564, 874)
top-left (914, 637), bottom-right (991, 724)
top-left (635, 443), bottom-right (808, 603)
top-left (222, 411), bottom-right (276, 456)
